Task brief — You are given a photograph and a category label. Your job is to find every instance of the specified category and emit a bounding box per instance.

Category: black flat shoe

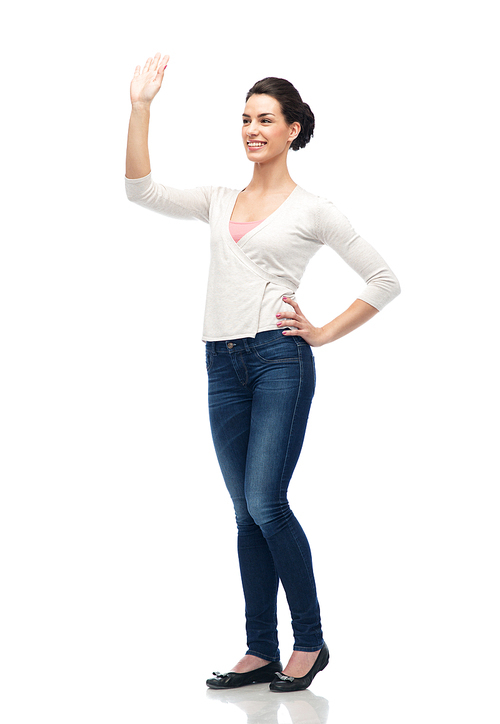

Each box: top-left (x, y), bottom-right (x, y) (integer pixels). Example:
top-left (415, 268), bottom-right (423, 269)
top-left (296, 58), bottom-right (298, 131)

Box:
top-left (206, 660), bottom-right (283, 689)
top-left (269, 643), bottom-right (329, 692)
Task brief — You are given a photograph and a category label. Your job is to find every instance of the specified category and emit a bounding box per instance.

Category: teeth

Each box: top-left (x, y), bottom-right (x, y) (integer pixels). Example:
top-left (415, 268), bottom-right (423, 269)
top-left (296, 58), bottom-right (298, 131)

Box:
top-left (248, 142), bottom-right (266, 147)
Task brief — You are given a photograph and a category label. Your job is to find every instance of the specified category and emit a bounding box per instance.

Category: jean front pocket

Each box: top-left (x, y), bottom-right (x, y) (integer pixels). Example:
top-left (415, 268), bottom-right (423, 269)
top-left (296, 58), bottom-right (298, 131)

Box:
top-left (253, 336), bottom-right (301, 364)
top-left (205, 350), bottom-right (215, 372)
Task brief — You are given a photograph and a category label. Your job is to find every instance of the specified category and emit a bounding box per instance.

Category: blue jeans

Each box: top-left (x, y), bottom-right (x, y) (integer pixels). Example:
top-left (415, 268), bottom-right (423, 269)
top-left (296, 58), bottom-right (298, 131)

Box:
top-left (206, 329), bottom-right (323, 662)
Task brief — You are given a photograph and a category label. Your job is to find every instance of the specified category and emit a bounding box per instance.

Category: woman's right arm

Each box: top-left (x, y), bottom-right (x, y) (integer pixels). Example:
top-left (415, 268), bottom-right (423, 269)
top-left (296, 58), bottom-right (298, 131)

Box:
top-left (125, 54), bottom-right (212, 223)
top-left (126, 53), bottom-right (169, 179)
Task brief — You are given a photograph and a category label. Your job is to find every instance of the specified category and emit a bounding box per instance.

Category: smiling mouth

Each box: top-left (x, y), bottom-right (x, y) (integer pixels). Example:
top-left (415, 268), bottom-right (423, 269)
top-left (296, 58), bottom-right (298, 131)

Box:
top-left (247, 141), bottom-right (267, 148)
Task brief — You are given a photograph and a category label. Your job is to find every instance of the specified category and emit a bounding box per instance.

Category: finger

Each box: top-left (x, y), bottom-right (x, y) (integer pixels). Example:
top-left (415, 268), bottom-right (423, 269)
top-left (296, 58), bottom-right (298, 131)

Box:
top-left (157, 54), bottom-right (170, 76)
top-left (151, 52), bottom-right (161, 71)
top-left (143, 56), bottom-right (153, 73)
top-left (277, 308), bottom-right (300, 319)
top-left (282, 296), bottom-right (300, 311)
top-left (279, 317), bottom-right (300, 325)
top-left (133, 64), bottom-right (141, 77)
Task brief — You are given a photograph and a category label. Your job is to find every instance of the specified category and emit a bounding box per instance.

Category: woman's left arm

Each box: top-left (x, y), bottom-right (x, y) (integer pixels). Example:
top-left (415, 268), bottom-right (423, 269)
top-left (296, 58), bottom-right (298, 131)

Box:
top-left (282, 198), bottom-right (401, 346)
top-left (278, 297), bottom-right (379, 347)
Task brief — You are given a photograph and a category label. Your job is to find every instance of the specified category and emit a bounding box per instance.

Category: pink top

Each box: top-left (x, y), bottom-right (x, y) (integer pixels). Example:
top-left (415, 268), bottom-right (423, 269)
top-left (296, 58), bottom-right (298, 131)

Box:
top-left (229, 219), bottom-right (264, 242)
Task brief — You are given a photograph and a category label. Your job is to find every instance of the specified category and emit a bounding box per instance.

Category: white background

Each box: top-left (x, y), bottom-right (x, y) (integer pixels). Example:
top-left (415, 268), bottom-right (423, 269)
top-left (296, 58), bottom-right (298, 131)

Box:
top-left (1, 1), bottom-right (499, 722)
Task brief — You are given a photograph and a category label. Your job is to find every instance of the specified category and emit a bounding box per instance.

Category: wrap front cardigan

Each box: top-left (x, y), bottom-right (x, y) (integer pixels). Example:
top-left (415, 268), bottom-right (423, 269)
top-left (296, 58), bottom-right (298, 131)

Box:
top-left (125, 173), bottom-right (400, 341)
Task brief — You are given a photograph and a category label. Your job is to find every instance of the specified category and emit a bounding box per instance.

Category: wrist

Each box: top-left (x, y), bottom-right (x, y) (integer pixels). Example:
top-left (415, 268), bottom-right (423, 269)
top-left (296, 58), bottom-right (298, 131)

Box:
top-left (313, 323), bottom-right (339, 347)
top-left (317, 326), bottom-right (332, 346)
top-left (307, 326), bottom-right (330, 347)
top-left (130, 101), bottom-right (152, 113)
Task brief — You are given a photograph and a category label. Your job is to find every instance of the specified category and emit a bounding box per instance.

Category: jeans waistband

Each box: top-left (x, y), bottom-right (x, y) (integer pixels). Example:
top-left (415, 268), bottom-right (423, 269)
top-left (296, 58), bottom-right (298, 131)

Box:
top-left (205, 329), bottom-right (306, 354)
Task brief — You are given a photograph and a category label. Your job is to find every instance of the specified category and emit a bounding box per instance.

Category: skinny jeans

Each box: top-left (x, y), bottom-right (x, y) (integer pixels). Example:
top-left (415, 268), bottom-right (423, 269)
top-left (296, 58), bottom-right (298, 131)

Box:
top-left (205, 329), bottom-right (323, 662)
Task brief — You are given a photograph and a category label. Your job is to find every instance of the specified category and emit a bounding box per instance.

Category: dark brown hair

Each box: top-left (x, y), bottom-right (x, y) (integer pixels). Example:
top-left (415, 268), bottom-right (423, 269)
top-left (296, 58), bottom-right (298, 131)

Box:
top-left (245, 77), bottom-right (315, 151)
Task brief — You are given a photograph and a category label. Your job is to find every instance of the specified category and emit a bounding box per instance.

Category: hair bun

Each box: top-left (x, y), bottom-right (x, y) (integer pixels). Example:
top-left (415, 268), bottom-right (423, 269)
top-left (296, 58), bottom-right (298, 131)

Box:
top-left (292, 102), bottom-right (315, 151)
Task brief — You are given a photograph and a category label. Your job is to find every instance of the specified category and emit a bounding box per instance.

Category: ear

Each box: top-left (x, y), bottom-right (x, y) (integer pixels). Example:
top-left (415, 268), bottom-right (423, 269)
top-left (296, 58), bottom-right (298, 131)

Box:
top-left (289, 122), bottom-right (301, 142)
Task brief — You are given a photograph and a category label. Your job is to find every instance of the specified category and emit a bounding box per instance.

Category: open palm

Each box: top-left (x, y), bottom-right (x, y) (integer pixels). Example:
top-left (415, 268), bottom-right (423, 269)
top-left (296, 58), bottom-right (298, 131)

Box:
top-left (130, 53), bottom-right (169, 105)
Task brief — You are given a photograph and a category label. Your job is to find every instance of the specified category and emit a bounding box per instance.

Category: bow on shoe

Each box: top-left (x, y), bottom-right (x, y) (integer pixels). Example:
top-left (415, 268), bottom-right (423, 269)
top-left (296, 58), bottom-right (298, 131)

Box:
top-left (275, 671), bottom-right (295, 682)
top-left (212, 671), bottom-right (230, 681)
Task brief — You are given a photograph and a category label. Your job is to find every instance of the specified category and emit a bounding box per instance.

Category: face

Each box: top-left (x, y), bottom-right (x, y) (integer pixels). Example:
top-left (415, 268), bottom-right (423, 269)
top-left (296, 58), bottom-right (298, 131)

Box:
top-left (242, 94), bottom-right (300, 164)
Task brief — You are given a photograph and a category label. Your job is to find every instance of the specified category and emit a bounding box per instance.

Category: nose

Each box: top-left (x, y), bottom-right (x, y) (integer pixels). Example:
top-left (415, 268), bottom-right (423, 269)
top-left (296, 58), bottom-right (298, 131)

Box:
top-left (246, 119), bottom-right (259, 135)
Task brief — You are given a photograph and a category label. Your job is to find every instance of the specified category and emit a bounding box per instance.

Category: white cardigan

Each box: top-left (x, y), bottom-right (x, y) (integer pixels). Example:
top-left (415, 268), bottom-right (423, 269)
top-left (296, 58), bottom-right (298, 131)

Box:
top-left (125, 174), bottom-right (400, 341)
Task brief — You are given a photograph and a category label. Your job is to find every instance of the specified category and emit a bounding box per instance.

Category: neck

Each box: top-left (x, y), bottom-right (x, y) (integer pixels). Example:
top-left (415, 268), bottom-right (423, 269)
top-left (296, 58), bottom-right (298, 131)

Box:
top-left (246, 154), bottom-right (296, 193)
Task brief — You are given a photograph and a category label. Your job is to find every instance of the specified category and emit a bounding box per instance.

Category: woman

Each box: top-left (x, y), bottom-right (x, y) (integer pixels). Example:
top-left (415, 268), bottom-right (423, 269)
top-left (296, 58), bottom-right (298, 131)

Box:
top-left (125, 53), bottom-right (400, 692)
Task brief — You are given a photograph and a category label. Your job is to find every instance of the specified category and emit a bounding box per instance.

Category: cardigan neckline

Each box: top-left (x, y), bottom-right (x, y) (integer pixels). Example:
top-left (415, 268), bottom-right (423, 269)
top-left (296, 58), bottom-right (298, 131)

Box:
top-left (225, 185), bottom-right (301, 249)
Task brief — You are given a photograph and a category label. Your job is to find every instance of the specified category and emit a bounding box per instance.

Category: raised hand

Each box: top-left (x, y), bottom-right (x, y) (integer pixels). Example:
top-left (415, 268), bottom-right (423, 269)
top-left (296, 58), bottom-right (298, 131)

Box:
top-left (130, 53), bottom-right (170, 106)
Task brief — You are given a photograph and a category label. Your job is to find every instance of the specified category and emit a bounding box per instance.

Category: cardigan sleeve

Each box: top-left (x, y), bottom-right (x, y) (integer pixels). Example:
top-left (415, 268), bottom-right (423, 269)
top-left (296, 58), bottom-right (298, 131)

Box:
top-left (125, 172), bottom-right (212, 223)
top-left (314, 198), bottom-right (401, 311)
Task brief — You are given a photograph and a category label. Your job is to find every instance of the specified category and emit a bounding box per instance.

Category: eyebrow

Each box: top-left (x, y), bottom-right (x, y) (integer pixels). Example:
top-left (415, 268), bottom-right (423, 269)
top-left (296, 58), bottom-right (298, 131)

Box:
top-left (242, 113), bottom-right (276, 118)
